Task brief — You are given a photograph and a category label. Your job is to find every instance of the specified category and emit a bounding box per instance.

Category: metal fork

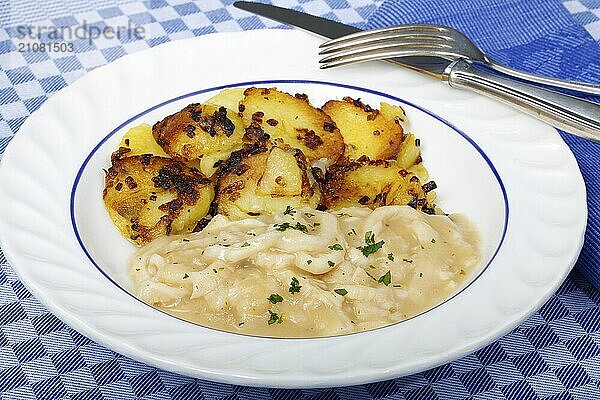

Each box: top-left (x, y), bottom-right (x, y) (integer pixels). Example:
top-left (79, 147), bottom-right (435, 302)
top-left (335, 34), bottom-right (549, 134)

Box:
top-left (319, 24), bottom-right (600, 95)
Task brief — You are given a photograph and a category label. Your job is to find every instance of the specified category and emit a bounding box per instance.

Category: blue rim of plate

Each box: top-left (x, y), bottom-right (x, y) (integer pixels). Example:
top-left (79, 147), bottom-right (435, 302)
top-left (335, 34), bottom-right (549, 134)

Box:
top-left (70, 79), bottom-right (509, 339)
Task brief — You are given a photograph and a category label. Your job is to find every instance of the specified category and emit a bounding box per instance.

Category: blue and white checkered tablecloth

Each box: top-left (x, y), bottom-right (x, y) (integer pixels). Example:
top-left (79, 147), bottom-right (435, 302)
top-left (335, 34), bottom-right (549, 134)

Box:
top-left (1, 1), bottom-right (600, 399)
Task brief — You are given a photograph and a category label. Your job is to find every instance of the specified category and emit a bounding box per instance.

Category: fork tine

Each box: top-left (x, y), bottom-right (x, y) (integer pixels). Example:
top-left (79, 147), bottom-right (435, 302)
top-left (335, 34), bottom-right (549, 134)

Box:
top-left (319, 47), bottom-right (460, 69)
top-left (319, 40), bottom-right (454, 64)
top-left (319, 24), bottom-right (450, 48)
top-left (319, 32), bottom-right (453, 55)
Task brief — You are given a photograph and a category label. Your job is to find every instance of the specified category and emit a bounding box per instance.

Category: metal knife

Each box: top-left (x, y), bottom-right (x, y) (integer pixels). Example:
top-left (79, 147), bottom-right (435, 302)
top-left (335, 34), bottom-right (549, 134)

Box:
top-left (234, 1), bottom-right (600, 143)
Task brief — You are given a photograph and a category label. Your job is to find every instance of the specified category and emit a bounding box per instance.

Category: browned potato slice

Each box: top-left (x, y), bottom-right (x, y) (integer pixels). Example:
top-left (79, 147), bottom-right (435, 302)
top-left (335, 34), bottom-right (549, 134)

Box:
top-left (320, 157), bottom-right (436, 213)
top-left (321, 97), bottom-right (405, 161)
top-left (215, 144), bottom-right (320, 220)
top-left (119, 123), bottom-right (168, 157)
top-left (240, 88), bottom-right (344, 164)
top-left (204, 88), bottom-right (245, 112)
top-left (103, 153), bottom-right (214, 245)
top-left (152, 104), bottom-right (245, 176)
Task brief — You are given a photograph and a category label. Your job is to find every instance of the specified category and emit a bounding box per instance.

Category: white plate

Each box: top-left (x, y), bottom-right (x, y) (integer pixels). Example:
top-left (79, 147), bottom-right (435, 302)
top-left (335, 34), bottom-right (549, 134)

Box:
top-left (0, 30), bottom-right (586, 388)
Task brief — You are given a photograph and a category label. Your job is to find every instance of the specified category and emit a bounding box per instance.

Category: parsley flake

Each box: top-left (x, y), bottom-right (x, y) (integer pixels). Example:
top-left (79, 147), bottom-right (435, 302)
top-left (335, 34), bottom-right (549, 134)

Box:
top-left (387, 253), bottom-right (394, 261)
top-left (241, 242), bottom-right (250, 247)
top-left (348, 228), bottom-right (357, 236)
top-left (267, 310), bottom-right (283, 325)
top-left (328, 244), bottom-right (343, 251)
top-left (182, 273), bottom-right (189, 279)
top-left (403, 258), bottom-right (413, 263)
top-left (304, 213), bottom-right (315, 218)
top-left (378, 270), bottom-right (392, 286)
top-left (431, 238), bottom-right (436, 243)
top-left (307, 259), bottom-right (313, 265)
top-left (182, 238), bottom-right (190, 242)
top-left (334, 288), bottom-right (348, 296)
top-left (284, 205), bottom-right (296, 216)
top-left (274, 222), bottom-right (308, 233)
top-left (267, 293), bottom-right (283, 304)
top-left (338, 212), bottom-right (351, 217)
top-left (328, 260), bottom-right (335, 267)
top-left (289, 277), bottom-right (302, 294)
top-left (357, 231), bottom-right (385, 257)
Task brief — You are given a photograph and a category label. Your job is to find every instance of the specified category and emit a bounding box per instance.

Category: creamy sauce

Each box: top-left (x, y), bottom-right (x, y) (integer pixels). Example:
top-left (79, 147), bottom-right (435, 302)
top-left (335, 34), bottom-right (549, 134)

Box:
top-left (129, 206), bottom-right (480, 337)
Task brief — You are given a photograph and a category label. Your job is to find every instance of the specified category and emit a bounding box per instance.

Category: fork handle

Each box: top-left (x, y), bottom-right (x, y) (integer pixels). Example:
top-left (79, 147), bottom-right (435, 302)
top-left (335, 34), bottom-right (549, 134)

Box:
top-left (445, 59), bottom-right (600, 143)
top-left (485, 58), bottom-right (600, 95)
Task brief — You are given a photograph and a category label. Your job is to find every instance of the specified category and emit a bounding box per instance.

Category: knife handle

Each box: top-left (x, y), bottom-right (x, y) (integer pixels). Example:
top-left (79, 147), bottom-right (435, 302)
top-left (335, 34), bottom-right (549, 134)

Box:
top-left (445, 59), bottom-right (600, 143)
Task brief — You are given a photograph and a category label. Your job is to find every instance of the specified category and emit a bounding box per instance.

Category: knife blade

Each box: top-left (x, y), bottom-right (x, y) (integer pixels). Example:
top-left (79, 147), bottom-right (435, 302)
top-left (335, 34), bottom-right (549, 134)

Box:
top-left (233, 1), bottom-right (450, 77)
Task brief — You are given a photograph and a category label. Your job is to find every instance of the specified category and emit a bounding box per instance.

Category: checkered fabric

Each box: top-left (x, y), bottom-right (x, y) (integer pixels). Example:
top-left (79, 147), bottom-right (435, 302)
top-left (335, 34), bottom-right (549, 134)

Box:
top-left (0, 1), bottom-right (599, 399)
top-left (564, 0), bottom-right (600, 40)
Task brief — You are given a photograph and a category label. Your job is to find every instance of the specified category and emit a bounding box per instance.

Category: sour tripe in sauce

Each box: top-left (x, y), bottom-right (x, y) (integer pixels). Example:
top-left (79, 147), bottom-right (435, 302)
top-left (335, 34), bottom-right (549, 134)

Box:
top-left (129, 205), bottom-right (479, 337)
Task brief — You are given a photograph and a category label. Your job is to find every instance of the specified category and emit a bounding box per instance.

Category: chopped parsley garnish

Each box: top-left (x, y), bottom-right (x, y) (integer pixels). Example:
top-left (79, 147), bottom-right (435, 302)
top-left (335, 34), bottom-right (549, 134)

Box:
top-left (357, 231), bottom-right (385, 257)
top-left (307, 260), bottom-right (313, 265)
top-left (328, 244), bottom-right (343, 251)
top-left (304, 213), bottom-right (315, 218)
top-left (267, 293), bottom-right (283, 304)
top-left (378, 270), bottom-right (392, 286)
top-left (135, 268), bottom-right (141, 271)
top-left (182, 238), bottom-right (190, 242)
top-left (459, 269), bottom-right (466, 275)
top-left (403, 258), bottom-right (413, 263)
top-left (289, 277), bottom-right (302, 294)
top-left (431, 238), bottom-right (436, 243)
top-left (267, 310), bottom-right (283, 325)
top-left (334, 288), bottom-right (348, 296)
top-left (247, 232), bottom-right (256, 236)
top-left (313, 222), bottom-right (321, 227)
top-left (348, 228), bottom-right (357, 236)
top-left (182, 273), bottom-right (189, 279)
top-left (338, 212), bottom-right (351, 217)
top-left (419, 272), bottom-right (423, 277)
top-left (241, 242), bottom-right (250, 247)
top-left (387, 253), bottom-right (394, 261)
top-left (283, 205), bottom-right (296, 216)
top-left (328, 260), bottom-right (335, 267)
top-left (212, 269), bottom-right (217, 273)
top-left (274, 222), bottom-right (308, 233)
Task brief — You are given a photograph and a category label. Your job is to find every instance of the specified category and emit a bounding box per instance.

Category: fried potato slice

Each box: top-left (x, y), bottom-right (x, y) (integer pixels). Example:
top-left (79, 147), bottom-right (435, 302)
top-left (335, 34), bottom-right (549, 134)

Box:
top-left (118, 123), bottom-right (168, 157)
top-left (215, 144), bottom-right (320, 220)
top-left (320, 157), bottom-right (436, 213)
top-left (321, 97), bottom-right (405, 161)
top-left (152, 104), bottom-right (245, 177)
top-left (204, 88), bottom-right (245, 112)
top-left (103, 153), bottom-right (214, 245)
top-left (240, 88), bottom-right (344, 164)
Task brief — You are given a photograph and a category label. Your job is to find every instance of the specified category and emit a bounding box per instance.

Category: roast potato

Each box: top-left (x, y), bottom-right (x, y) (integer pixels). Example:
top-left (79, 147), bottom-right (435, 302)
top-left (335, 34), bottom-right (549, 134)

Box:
top-left (240, 88), bottom-right (344, 164)
top-left (118, 123), bottom-right (168, 157)
top-left (153, 104), bottom-right (245, 177)
top-left (204, 88), bottom-right (245, 112)
top-left (320, 157), bottom-right (436, 213)
top-left (215, 144), bottom-right (320, 220)
top-left (104, 153), bottom-right (214, 245)
top-left (321, 97), bottom-right (405, 161)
